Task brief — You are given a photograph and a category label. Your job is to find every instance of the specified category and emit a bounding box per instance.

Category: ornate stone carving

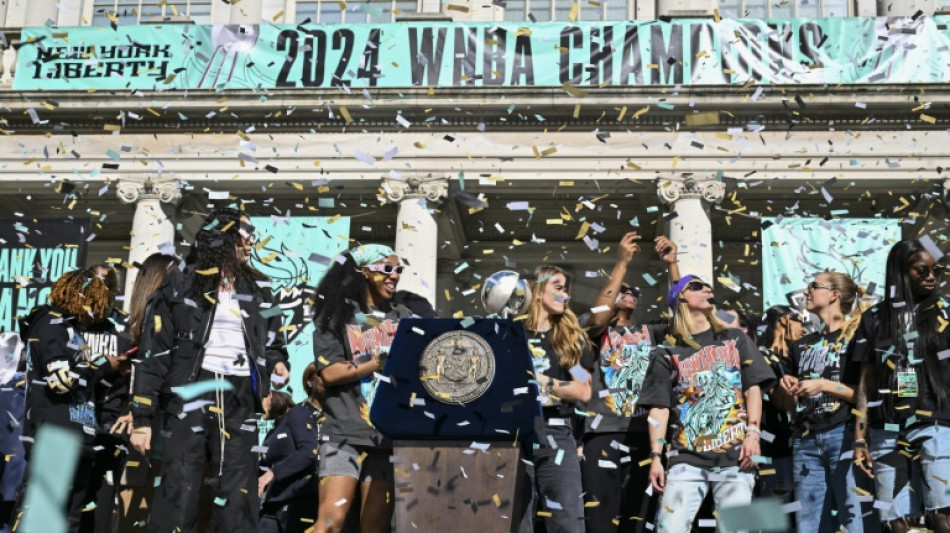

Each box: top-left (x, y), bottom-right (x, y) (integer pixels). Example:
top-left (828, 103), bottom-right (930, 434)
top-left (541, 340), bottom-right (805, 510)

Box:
top-left (383, 176), bottom-right (448, 204)
top-left (116, 179), bottom-right (181, 205)
top-left (656, 177), bottom-right (726, 205)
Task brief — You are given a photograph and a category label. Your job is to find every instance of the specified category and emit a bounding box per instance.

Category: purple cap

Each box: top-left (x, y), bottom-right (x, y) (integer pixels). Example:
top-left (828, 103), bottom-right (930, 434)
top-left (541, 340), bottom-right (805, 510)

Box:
top-left (668, 274), bottom-right (700, 308)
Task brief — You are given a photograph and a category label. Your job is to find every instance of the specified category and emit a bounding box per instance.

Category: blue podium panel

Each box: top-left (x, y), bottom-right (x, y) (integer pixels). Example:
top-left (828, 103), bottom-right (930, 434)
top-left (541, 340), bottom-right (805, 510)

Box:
top-left (369, 318), bottom-right (541, 442)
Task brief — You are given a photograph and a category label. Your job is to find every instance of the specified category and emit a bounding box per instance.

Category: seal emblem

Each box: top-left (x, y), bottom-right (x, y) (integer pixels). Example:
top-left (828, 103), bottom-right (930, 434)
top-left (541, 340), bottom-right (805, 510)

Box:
top-left (419, 330), bottom-right (495, 404)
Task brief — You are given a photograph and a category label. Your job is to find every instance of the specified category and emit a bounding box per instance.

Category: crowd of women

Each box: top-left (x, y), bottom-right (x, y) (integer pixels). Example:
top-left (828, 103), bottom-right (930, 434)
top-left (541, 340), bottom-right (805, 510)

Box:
top-left (8, 205), bottom-right (950, 533)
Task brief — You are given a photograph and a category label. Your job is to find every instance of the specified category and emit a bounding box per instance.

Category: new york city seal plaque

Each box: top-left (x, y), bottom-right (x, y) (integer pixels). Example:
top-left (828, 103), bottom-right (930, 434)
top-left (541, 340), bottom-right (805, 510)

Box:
top-left (419, 330), bottom-right (495, 404)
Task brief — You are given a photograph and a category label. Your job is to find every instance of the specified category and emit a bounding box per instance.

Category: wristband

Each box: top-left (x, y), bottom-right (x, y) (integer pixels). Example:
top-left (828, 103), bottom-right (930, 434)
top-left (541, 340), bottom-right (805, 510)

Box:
top-left (650, 451), bottom-right (663, 459)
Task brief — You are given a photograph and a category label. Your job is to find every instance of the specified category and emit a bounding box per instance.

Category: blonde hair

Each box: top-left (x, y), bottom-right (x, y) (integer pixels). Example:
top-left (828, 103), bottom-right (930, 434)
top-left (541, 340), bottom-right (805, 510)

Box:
top-left (527, 265), bottom-right (590, 369)
top-left (822, 271), bottom-right (872, 344)
top-left (669, 292), bottom-right (729, 343)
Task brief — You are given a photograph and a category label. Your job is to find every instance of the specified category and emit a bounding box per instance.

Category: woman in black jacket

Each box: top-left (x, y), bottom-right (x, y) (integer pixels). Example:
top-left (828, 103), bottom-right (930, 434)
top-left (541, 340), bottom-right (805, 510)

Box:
top-left (129, 207), bottom-right (290, 533)
top-left (258, 388), bottom-right (320, 533)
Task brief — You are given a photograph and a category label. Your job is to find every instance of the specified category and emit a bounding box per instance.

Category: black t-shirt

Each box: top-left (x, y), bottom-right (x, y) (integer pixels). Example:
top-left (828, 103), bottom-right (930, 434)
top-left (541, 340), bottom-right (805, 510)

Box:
top-left (313, 305), bottom-right (413, 448)
top-left (526, 329), bottom-right (596, 423)
top-left (785, 329), bottom-right (853, 433)
top-left (584, 323), bottom-right (667, 434)
top-left (638, 328), bottom-right (776, 469)
top-left (848, 303), bottom-right (950, 428)
top-left (84, 314), bottom-right (133, 432)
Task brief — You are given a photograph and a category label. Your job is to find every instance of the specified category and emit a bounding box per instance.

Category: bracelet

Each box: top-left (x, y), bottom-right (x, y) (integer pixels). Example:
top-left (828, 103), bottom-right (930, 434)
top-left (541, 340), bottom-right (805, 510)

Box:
top-left (745, 425), bottom-right (761, 435)
top-left (375, 354), bottom-right (385, 373)
top-left (745, 432), bottom-right (760, 441)
top-left (650, 451), bottom-right (663, 459)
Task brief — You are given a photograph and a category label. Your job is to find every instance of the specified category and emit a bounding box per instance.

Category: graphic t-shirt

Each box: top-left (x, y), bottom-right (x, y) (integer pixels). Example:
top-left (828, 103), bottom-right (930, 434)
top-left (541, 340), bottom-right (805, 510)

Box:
top-left (585, 323), bottom-right (667, 434)
top-left (82, 315), bottom-right (133, 432)
top-left (638, 328), bottom-right (776, 468)
top-left (786, 329), bottom-right (852, 433)
top-left (313, 305), bottom-right (413, 447)
top-left (526, 330), bottom-right (596, 422)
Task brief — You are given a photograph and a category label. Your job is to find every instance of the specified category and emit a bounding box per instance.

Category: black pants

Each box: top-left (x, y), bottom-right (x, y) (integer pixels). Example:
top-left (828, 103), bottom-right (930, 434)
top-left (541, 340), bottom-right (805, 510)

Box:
top-left (259, 494), bottom-right (318, 533)
top-left (581, 432), bottom-right (658, 533)
top-left (80, 434), bottom-right (126, 533)
top-left (149, 371), bottom-right (259, 533)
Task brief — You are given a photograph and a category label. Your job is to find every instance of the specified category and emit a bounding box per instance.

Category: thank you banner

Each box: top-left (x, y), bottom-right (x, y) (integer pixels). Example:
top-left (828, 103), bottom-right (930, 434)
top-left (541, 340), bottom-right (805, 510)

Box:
top-left (14, 16), bottom-right (950, 90)
top-left (0, 217), bottom-right (90, 333)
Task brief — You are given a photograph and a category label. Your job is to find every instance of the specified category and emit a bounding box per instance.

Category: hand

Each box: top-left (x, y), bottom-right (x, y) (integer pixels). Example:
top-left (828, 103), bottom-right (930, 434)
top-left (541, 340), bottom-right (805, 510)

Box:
top-left (779, 375), bottom-right (799, 396)
top-left (854, 444), bottom-right (874, 479)
top-left (617, 232), bottom-right (642, 264)
top-left (110, 413), bottom-right (134, 435)
top-left (258, 470), bottom-right (275, 498)
top-left (648, 458), bottom-right (666, 493)
top-left (739, 436), bottom-right (760, 471)
top-left (793, 379), bottom-right (825, 397)
top-left (654, 236), bottom-right (678, 264)
top-left (106, 353), bottom-right (129, 372)
top-left (131, 426), bottom-right (152, 456)
top-left (271, 362), bottom-right (290, 389)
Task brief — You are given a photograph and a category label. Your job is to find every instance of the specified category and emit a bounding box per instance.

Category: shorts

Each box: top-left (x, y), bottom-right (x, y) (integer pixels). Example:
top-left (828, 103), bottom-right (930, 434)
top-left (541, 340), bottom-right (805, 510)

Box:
top-left (869, 423), bottom-right (950, 521)
top-left (318, 441), bottom-right (393, 483)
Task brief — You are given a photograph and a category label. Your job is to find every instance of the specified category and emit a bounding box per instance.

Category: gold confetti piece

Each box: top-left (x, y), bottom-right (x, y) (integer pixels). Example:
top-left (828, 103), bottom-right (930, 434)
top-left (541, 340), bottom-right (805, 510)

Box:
top-left (562, 83), bottom-right (588, 98)
top-left (357, 451), bottom-right (368, 464)
top-left (446, 4), bottom-right (470, 11)
top-left (103, 124), bottom-right (121, 131)
top-left (195, 267), bottom-right (220, 276)
top-left (568, 2), bottom-right (579, 21)
top-left (338, 106), bottom-right (353, 124)
top-left (638, 458), bottom-right (652, 467)
top-left (537, 512), bottom-right (553, 518)
top-left (209, 406), bottom-right (223, 414)
top-left (153, 316), bottom-right (162, 333)
top-left (920, 114), bottom-right (936, 124)
top-left (617, 106), bottom-right (627, 121)
top-left (758, 469), bottom-right (776, 476)
top-left (584, 501), bottom-right (600, 508)
top-left (492, 494), bottom-right (502, 507)
top-left (916, 410), bottom-right (933, 417)
top-left (271, 9), bottom-right (285, 21)
top-left (685, 111), bottom-right (720, 127)
top-left (133, 395), bottom-right (152, 406)
top-left (575, 222), bottom-right (590, 240)
top-left (851, 409), bottom-right (866, 418)
top-left (632, 106), bottom-right (650, 119)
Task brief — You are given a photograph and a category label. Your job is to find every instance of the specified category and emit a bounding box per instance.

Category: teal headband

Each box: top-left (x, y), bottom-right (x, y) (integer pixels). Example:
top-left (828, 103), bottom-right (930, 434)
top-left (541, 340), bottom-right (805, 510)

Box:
top-left (350, 244), bottom-right (396, 267)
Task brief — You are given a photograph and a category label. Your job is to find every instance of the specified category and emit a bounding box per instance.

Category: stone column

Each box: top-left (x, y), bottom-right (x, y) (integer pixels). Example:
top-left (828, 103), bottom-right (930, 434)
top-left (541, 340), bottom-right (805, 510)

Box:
top-left (383, 177), bottom-right (448, 307)
top-left (117, 179), bottom-right (180, 308)
top-left (657, 177), bottom-right (726, 283)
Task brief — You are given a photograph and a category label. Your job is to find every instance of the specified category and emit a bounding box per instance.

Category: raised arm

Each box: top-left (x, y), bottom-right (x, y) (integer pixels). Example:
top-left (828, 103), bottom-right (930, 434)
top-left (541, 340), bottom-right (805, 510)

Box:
top-left (587, 232), bottom-right (641, 330)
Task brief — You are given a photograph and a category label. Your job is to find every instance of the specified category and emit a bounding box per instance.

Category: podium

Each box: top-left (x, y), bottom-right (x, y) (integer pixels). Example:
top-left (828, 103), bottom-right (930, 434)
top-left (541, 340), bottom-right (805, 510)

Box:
top-left (370, 318), bottom-right (541, 532)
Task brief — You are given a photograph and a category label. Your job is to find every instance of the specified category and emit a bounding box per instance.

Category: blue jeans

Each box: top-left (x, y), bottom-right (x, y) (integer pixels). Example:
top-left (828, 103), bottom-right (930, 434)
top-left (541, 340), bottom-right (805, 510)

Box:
top-left (792, 424), bottom-right (877, 533)
top-left (656, 463), bottom-right (754, 533)
top-left (869, 424), bottom-right (950, 522)
top-left (519, 426), bottom-right (585, 533)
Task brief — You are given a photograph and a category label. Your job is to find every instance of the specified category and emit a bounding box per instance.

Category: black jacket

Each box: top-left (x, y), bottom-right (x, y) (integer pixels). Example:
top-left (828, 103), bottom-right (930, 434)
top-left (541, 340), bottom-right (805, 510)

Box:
top-left (261, 403), bottom-right (320, 504)
top-left (20, 305), bottom-right (116, 443)
top-left (131, 267), bottom-right (289, 426)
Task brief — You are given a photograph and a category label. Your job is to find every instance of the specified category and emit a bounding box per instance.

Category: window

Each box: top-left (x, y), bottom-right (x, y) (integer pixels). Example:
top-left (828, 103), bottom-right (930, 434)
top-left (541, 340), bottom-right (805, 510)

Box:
top-left (717, 0), bottom-right (851, 18)
top-left (91, 0), bottom-right (212, 25)
top-left (294, 0), bottom-right (418, 23)
top-left (504, 0), bottom-right (631, 22)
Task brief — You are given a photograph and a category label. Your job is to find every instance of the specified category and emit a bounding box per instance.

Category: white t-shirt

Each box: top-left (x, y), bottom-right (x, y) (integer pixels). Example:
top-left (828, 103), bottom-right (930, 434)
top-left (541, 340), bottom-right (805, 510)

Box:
top-left (201, 290), bottom-right (251, 376)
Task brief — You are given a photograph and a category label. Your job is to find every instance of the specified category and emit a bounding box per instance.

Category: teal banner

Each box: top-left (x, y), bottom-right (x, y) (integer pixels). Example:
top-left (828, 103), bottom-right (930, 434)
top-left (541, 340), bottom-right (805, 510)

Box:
top-left (249, 215), bottom-right (350, 403)
top-left (760, 218), bottom-right (900, 310)
top-left (14, 16), bottom-right (950, 90)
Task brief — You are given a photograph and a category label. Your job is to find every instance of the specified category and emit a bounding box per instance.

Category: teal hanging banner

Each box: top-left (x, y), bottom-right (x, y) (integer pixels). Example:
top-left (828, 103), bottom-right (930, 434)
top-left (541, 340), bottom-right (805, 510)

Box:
top-left (13, 16), bottom-right (950, 91)
top-left (760, 217), bottom-right (900, 310)
top-left (248, 215), bottom-right (350, 403)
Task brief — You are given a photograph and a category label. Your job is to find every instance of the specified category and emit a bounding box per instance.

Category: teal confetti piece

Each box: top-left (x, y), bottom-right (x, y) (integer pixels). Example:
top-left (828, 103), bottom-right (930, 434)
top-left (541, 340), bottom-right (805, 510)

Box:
top-left (318, 198), bottom-right (334, 208)
top-left (213, 497), bottom-right (228, 507)
top-left (718, 498), bottom-right (789, 533)
top-left (105, 149), bottom-right (121, 161)
top-left (656, 103), bottom-right (674, 110)
top-left (555, 449), bottom-right (564, 466)
top-left (629, 217), bottom-right (639, 227)
top-left (460, 317), bottom-right (475, 329)
top-left (172, 379), bottom-right (235, 401)
top-left (884, 423), bottom-right (900, 432)
top-left (22, 426), bottom-right (82, 533)
top-left (642, 273), bottom-right (658, 286)
top-left (752, 455), bottom-right (772, 464)
top-left (453, 262), bottom-right (469, 274)
top-left (646, 206), bottom-right (659, 213)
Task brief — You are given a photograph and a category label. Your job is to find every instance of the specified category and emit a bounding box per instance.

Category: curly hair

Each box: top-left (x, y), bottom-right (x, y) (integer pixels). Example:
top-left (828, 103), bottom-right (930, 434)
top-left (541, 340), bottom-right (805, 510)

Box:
top-left (527, 265), bottom-right (590, 369)
top-left (49, 269), bottom-right (113, 327)
top-left (185, 207), bottom-right (266, 302)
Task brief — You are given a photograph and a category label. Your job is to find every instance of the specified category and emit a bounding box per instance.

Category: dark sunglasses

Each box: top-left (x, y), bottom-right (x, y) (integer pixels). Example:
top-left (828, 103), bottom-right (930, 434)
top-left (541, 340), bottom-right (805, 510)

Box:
top-left (365, 264), bottom-right (405, 275)
top-left (619, 286), bottom-right (638, 296)
top-left (807, 281), bottom-right (833, 292)
top-left (239, 222), bottom-right (257, 235)
top-left (685, 281), bottom-right (712, 292)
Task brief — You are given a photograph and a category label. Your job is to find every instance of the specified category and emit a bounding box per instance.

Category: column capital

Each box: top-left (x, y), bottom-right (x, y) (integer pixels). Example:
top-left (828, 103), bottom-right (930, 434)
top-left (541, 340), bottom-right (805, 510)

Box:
top-left (656, 177), bottom-right (726, 205)
top-left (382, 176), bottom-right (448, 204)
top-left (116, 178), bottom-right (181, 205)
